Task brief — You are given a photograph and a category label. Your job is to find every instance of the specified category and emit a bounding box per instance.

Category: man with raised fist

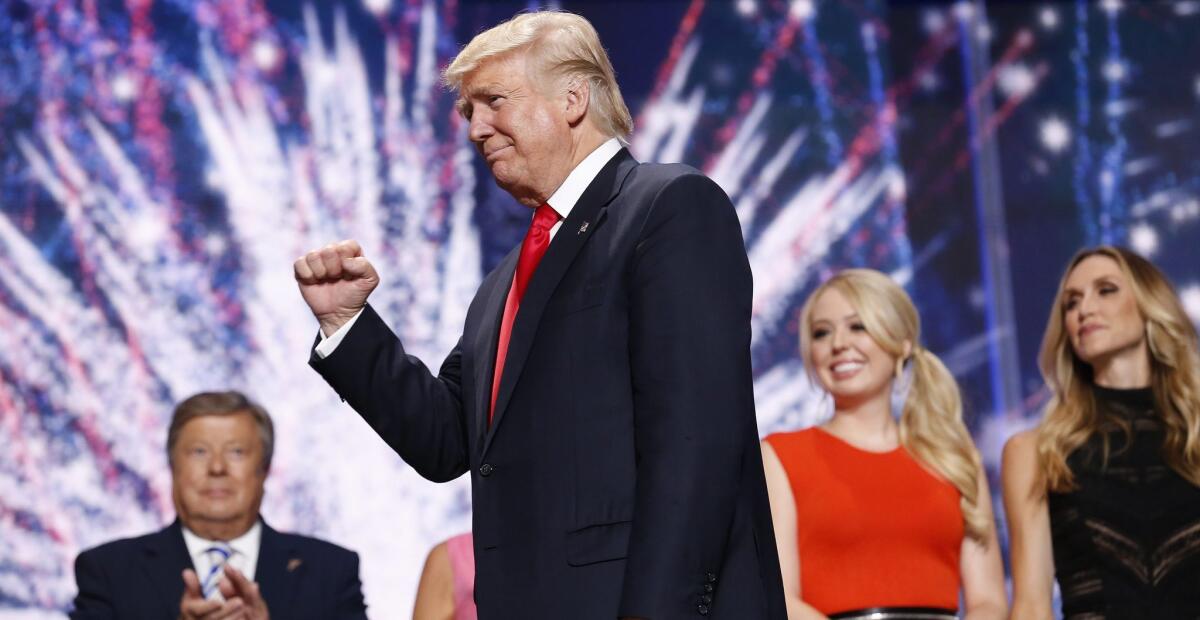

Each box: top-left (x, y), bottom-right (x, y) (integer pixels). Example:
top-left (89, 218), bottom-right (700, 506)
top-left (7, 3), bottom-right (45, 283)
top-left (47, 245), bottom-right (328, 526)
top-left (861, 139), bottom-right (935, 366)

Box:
top-left (296, 10), bottom-right (784, 619)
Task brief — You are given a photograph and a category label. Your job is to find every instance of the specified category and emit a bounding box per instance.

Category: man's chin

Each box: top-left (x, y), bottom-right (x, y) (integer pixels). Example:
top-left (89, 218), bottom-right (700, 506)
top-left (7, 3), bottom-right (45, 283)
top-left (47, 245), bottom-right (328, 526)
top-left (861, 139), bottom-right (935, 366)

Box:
top-left (489, 171), bottom-right (514, 188)
top-left (192, 511), bottom-right (241, 523)
top-left (184, 512), bottom-right (254, 537)
top-left (490, 176), bottom-right (528, 200)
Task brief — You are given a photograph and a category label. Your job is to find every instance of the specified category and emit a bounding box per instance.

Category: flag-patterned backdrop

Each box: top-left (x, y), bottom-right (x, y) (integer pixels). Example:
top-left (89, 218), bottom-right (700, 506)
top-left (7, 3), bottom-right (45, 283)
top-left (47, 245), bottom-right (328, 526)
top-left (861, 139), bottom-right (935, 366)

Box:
top-left (2, 0), bottom-right (1198, 616)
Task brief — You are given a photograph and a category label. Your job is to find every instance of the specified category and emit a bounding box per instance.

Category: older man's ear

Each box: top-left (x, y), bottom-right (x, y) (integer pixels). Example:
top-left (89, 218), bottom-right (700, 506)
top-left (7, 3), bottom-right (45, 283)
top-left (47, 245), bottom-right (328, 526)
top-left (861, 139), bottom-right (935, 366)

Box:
top-left (564, 80), bottom-right (590, 127)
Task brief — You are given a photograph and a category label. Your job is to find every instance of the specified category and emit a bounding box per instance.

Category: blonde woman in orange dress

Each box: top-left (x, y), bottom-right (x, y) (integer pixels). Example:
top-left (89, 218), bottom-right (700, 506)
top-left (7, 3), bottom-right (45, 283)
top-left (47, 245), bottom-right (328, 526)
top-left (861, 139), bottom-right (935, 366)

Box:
top-left (762, 269), bottom-right (1006, 620)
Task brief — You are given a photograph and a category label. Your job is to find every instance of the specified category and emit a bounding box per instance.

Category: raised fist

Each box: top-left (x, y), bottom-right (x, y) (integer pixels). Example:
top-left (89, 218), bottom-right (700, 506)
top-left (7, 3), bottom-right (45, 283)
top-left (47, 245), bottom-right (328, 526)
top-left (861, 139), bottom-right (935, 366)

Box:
top-left (294, 240), bottom-right (380, 336)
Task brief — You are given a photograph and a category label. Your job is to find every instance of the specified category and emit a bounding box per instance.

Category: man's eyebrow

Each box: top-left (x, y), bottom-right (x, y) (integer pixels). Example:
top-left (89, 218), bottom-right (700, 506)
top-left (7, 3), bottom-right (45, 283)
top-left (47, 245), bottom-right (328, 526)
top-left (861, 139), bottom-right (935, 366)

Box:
top-left (464, 81), bottom-right (499, 96)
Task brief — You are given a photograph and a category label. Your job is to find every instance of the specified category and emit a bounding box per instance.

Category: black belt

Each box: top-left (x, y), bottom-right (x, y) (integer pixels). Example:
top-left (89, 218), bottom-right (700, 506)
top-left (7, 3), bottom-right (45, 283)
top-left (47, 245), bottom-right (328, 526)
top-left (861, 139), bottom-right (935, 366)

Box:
top-left (829, 607), bottom-right (958, 620)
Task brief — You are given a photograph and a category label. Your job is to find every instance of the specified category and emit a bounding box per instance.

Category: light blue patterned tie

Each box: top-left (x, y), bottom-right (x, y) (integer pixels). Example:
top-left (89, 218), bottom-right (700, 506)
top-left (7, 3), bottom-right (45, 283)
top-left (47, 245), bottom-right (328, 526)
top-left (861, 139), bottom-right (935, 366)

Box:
top-left (200, 543), bottom-right (233, 599)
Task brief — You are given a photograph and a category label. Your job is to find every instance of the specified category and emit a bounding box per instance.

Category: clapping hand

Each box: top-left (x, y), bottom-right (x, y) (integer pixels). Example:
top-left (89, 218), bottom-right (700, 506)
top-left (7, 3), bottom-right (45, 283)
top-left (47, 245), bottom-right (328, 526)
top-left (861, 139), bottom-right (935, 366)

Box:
top-left (178, 566), bottom-right (270, 620)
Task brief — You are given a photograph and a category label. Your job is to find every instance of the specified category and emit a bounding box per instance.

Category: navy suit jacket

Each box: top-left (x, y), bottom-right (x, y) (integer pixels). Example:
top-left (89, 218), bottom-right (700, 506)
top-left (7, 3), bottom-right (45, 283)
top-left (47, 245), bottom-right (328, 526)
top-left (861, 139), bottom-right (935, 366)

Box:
top-left (70, 519), bottom-right (367, 619)
top-left (313, 149), bottom-right (786, 618)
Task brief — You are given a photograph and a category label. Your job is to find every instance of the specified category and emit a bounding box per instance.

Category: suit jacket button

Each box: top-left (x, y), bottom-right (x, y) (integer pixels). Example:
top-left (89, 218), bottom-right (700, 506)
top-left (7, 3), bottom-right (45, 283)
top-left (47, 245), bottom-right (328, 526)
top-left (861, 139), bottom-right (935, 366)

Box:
top-left (700, 594), bottom-right (712, 604)
top-left (479, 463), bottom-right (494, 477)
top-left (697, 603), bottom-right (710, 616)
top-left (703, 583), bottom-right (713, 593)
top-left (705, 571), bottom-right (716, 583)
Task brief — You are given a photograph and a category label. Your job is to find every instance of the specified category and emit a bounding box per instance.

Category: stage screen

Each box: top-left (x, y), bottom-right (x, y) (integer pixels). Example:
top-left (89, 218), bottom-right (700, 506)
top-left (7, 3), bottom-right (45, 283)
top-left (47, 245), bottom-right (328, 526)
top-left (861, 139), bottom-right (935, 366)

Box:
top-left (2, 0), bottom-right (1198, 616)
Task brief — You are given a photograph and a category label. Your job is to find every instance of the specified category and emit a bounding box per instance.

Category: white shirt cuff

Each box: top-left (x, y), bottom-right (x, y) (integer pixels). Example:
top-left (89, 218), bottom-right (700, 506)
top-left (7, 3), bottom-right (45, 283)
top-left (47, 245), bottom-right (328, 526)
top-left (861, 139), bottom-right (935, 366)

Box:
top-left (314, 308), bottom-right (364, 359)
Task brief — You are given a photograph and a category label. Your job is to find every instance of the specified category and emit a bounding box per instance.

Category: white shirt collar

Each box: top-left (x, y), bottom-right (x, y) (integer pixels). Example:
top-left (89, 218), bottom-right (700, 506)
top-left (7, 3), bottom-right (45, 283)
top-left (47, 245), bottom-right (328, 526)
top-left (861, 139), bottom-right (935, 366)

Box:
top-left (181, 520), bottom-right (262, 584)
top-left (544, 137), bottom-right (623, 226)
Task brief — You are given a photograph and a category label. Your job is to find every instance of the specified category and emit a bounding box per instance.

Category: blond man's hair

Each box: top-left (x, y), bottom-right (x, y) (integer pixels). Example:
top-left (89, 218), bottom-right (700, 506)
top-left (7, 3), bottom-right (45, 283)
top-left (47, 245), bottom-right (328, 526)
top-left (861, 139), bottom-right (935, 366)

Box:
top-left (1037, 246), bottom-right (1200, 491)
top-left (443, 11), bottom-right (633, 141)
top-left (799, 269), bottom-right (992, 543)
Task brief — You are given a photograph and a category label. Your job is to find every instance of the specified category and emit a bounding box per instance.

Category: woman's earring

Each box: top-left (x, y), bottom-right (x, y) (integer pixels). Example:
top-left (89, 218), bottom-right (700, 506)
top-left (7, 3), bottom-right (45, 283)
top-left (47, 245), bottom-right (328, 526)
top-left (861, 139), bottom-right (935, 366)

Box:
top-left (890, 357), bottom-right (913, 417)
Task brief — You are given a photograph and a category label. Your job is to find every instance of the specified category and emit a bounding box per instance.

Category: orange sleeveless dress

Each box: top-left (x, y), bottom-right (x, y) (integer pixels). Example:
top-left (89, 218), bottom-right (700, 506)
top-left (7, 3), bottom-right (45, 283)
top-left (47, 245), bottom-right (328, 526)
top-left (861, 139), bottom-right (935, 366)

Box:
top-left (765, 427), bottom-right (963, 615)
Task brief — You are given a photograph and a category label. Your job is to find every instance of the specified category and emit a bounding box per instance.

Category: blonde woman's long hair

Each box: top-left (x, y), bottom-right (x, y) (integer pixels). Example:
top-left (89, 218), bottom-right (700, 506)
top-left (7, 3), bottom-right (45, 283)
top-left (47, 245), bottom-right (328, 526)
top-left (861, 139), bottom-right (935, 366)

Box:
top-left (1037, 246), bottom-right (1200, 491)
top-left (799, 269), bottom-right (991, 543)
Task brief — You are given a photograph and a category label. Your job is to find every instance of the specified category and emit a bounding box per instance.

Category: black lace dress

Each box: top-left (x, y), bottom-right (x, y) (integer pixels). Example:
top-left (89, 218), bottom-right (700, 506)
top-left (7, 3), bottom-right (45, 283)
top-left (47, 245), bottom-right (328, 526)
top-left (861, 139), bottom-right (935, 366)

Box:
top-left (1048, 386), bottom-right (1200, 619)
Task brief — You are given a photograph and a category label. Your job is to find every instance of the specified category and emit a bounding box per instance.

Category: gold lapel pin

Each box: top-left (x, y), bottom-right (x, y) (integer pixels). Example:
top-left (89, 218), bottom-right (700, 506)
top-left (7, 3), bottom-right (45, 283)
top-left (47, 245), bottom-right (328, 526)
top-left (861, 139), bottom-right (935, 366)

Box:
top-left (287, 558), bottom-right (302, 572)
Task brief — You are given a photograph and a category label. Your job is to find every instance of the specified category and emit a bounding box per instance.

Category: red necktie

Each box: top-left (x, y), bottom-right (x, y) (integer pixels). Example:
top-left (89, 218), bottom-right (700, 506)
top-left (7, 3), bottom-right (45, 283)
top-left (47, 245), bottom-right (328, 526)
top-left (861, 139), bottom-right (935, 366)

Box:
top-left (489, 203), bottom-right (559, 424)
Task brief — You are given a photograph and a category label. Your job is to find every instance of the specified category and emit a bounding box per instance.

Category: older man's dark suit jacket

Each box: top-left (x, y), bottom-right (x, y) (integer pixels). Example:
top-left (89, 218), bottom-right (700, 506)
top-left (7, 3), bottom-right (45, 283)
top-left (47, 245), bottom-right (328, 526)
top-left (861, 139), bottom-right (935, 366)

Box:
top-left (69, 519), bottom-right (366, 619)
top-left (313, 148), bottom-right (786, 619)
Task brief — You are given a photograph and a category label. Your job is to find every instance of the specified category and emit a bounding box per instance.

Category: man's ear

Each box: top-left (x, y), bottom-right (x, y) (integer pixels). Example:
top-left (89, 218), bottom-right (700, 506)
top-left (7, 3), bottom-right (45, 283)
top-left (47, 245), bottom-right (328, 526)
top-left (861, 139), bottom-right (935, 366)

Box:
top-left (565, 79), bottom-right (590, 126)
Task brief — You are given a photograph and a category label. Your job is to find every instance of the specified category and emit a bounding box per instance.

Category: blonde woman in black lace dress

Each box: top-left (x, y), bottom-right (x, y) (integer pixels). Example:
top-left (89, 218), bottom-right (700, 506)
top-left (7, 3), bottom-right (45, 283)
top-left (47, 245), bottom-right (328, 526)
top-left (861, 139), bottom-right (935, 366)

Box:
top-left (1003, 246), bottom-right (1200, 619)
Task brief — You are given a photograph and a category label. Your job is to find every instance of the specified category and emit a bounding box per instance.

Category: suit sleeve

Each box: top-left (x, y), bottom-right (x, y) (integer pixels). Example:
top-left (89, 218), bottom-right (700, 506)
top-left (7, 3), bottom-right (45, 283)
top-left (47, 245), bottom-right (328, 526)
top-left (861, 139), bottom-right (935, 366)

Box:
top-left (618, 172), bottom-right (758, 616)
top-left (70, 549), bottom-right (115, 620)
top-left (334, 550), bottom-right (369, 620)
top-left (310, 304), bottom-right (470, 483)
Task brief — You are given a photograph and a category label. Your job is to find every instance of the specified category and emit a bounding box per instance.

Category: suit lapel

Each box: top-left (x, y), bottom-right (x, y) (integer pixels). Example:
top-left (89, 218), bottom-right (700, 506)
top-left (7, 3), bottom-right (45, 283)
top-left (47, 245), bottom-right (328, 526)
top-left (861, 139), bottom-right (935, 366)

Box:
top-left (473, 248), bottom-right (519, 450)
top-left (483, 149), bottom-right (638, 455)
top-left (140, 520), bottom-right (193, 617)
top-left (255, 520), bottom-right (301, 618)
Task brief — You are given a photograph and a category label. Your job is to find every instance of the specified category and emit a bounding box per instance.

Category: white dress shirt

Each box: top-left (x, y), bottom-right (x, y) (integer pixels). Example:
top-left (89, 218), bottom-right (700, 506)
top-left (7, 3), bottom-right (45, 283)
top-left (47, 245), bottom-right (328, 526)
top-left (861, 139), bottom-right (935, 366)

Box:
top-left (314, 137), bottom-right (625, 358)
top-left (181, 520), bottom-right (261, 596)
